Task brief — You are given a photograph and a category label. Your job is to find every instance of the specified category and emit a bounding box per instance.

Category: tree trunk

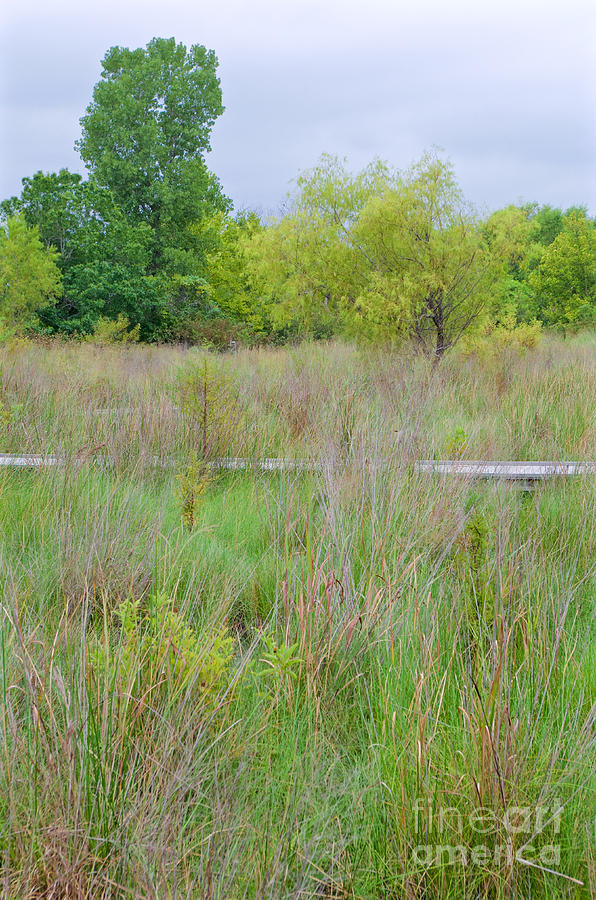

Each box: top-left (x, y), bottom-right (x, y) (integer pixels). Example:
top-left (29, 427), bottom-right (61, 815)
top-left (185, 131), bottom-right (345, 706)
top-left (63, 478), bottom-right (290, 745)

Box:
top-left (434, 294), bottom-right (446, 360)
top-left (435, 325), bottom-right (445, 358)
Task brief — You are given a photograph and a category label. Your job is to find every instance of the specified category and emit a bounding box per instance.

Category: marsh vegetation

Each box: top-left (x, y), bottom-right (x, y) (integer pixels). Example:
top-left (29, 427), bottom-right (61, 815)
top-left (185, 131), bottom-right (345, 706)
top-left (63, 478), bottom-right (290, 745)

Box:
top-left (0, 335), bottom-right (594, 897)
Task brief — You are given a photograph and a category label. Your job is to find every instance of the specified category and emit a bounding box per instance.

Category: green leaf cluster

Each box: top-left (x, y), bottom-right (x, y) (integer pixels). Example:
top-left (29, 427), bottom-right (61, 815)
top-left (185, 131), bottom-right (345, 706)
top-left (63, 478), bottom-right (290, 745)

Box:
top-left (529, 209), bottom-right (596, 328)
top-left (244, 154), bottom-right (596, 351)
top-left (0, 215), bottom-right (62, 335)
top-left (90, 592), bottom-right (234, 714)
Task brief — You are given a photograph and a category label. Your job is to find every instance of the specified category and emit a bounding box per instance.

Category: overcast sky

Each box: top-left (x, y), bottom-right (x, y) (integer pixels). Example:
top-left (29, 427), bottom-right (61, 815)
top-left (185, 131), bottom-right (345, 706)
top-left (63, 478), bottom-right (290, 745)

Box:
top-left (1, 0), bottom-right (595, 217)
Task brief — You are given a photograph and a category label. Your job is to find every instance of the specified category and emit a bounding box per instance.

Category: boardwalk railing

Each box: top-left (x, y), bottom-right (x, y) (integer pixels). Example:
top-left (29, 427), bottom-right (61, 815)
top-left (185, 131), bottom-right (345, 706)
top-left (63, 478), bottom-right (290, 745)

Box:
top-left (414, 460), bottom-right (596, 480)
top-left (0, 454), bottom-right (62, 467)
top-left (1, 453), bottom-right (595, 483)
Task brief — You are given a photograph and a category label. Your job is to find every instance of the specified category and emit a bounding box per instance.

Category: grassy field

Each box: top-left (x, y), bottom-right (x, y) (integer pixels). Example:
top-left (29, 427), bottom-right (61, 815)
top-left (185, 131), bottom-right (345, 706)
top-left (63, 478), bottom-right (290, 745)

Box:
top-left (0, 335), bottom-right (594, 898)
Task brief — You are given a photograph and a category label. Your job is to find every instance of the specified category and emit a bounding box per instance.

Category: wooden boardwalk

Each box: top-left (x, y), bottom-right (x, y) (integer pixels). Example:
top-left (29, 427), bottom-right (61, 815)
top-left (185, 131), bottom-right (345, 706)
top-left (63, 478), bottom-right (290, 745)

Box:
top-left (1, 453), bottom-right (594, 482)
top-left (0, 454), bottom-right (62, 467)
top-left (414, 460), bottom-right (596, 480)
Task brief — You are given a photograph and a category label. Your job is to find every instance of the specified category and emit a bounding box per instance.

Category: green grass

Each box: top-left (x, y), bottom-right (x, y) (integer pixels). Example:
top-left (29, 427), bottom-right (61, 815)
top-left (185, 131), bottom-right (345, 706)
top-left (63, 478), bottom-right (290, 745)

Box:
top-left (0, 335), bottom-right (594, 897)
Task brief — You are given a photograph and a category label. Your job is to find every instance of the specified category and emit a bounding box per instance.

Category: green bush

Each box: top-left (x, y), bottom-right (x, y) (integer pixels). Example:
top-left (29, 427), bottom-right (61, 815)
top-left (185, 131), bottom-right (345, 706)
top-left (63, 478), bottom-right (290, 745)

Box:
top-left (90, 592), bottom-right (234, 714)
top-left (459, 308), bottom-right (542, 358)
top-left (86, 313), bottom-right (140, 344)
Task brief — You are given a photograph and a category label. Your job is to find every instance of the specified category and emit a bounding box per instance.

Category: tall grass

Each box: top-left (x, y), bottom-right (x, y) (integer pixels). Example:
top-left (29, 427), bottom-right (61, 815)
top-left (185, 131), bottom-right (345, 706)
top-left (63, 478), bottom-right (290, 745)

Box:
top-left (0, 334), bottom-right (594, 464)
top-left (0, 334), bottom-right (594, 897)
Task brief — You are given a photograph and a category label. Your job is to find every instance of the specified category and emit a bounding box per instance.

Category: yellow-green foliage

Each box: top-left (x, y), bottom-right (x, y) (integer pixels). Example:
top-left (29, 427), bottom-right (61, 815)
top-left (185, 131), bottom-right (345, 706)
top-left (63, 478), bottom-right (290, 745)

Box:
top-left (459, 307), bottom-right (542, 358)
top-left (245, 153), bottom-right (508, 354)
top-left (176, 452), bottom-right (209, 529)
top-left (202, 211), bottom-right (272, 334)
top-left (0, 215), bottom-right (62, 333)
top-left (244, 155), bottom-right (387, 336)
top-left (444, 426), bottom-right (469, 458)
top-left (255, 632), bottom-right (302, 698)
top-left (86, 313), bottom-right (141, 344)
top-left (453, 510), bottom-right (489, 594)
top-left (529, 209), bottom-right (596, 328)
top-left (91, 593), bottom-right (234, 713)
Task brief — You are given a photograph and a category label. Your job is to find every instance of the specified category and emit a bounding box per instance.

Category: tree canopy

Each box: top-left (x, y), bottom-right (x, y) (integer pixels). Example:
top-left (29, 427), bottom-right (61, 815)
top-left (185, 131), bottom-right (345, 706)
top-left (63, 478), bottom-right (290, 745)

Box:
top-left (529, 209), bottom-right (596, 328)
top-left (2, 171), bottom-right (160, 336)
top-left (1, 38), bottom-right (233, 340)
top-left (77, 38), bottom-right (226, 225)
top-left (352, 153), bottom-right (501, 355)
top-left (245, 152), bottom-right (509, 355)
top-left (1, 35), bottom-right (594, 350)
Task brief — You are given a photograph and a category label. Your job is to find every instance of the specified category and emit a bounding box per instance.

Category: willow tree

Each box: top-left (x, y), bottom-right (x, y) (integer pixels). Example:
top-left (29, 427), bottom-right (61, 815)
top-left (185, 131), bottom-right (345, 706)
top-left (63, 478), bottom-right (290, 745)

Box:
top-left (244, 155), bottom-right (393, 336)
top-left (246, 152), bottom-right (504, 355)
top-left (351, 152), bottom-right (503, 356)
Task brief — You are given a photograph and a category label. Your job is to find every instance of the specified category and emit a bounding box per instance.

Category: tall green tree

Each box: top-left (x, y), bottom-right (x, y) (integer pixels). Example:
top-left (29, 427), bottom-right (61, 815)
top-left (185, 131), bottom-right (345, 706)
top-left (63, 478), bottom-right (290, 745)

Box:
top-left (77, 37), bottom-right (230, 272)
top-left (0, 216), bottom-right (62, 334)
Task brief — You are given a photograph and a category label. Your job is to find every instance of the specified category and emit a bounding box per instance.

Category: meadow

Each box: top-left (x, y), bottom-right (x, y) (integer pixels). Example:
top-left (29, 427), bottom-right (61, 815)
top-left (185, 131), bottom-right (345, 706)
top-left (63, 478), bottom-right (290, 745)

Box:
top-left (0, 334), bottom-right (594, 898)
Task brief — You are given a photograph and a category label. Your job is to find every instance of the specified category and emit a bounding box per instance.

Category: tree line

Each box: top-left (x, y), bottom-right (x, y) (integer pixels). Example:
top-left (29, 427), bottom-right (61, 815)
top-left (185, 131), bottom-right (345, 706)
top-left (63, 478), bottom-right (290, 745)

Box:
top-left (1, 37), bottom-right (595, 353)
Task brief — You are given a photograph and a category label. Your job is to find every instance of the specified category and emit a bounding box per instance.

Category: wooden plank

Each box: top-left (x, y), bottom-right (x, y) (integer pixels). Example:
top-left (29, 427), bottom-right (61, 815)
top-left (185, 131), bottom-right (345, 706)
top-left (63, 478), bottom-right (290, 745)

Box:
top-left (210, 457), bottom-right (314, 471)
top-left (0, 454), bottom-right (62, 467)
top-left (0, 453), bottom-right (594, 481)
top-left (414, 460), bottom-right (596, 480)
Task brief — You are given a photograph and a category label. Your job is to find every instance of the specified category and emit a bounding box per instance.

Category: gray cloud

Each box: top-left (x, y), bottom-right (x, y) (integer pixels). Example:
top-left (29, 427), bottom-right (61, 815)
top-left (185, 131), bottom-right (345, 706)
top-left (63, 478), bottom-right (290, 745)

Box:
top-left (2, 0), bottom-right (595, 214)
